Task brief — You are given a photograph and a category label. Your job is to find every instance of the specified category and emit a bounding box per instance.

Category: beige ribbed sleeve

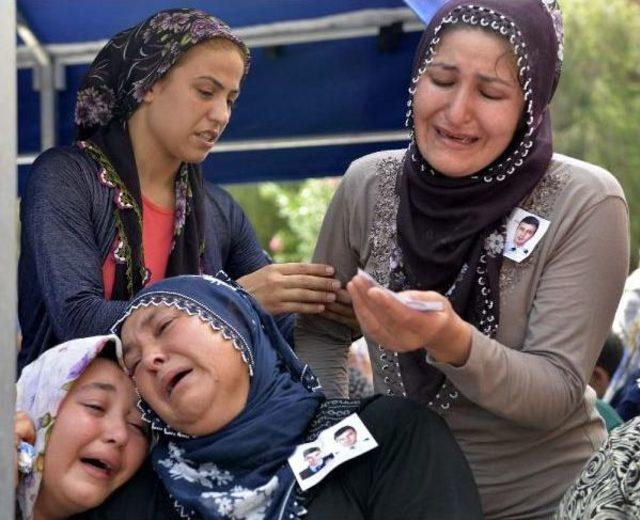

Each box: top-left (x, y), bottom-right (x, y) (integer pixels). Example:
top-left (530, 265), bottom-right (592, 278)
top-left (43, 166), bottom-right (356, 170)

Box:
top-left (294, 152), bottom-right (384, 397)
top-left (431, 195), bottom-right (629, 429)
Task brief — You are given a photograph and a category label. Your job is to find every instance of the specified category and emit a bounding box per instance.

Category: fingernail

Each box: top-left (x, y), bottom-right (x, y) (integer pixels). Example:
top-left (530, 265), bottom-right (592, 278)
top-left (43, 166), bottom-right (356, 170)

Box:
top-left (326, 266), bottom-right (335, 275)
top-left (331, 281), bottom-right (341, 290)
top-left (327, 293), bottom-right (336, 302)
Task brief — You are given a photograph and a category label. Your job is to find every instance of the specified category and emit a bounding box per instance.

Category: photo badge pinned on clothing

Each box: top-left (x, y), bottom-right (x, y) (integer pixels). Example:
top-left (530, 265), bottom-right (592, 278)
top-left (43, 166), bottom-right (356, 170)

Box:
top-left (503, 208), bottom-right (550, 263)
top-left (288, 413), bottom-right (378, 491)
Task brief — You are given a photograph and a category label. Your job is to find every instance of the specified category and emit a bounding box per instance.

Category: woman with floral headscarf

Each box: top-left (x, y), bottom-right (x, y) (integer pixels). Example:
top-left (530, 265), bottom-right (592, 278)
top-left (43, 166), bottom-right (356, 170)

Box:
top-left (295, 0), bottom-right (629, 518)
top-left (18, 8), bottom-right (348, 374)
top-left (90, 273), bottom-right (482, 520)
top-left (14, 335), bottom-right (149, 520)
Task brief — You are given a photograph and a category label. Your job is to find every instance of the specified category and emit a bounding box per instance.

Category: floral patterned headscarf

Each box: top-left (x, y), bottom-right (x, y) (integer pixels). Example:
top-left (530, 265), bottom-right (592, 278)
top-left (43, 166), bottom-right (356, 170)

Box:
top-left (15, 335), bottom-right (122, 520)
top-left (75, 8), bottom-right (249, 138)
top-left (73, 9), bottom-right (250, 300)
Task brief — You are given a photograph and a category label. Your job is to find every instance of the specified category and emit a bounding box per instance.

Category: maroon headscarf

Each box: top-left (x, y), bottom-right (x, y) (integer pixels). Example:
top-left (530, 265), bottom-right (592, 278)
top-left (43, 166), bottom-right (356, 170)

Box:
top-left (393, 0), bottom-right (564, 405)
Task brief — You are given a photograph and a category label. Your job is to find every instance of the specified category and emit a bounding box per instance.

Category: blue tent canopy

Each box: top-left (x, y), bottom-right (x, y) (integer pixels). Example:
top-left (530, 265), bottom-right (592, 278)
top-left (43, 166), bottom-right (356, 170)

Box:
top-left (17, 0), bottom-right (440, 190)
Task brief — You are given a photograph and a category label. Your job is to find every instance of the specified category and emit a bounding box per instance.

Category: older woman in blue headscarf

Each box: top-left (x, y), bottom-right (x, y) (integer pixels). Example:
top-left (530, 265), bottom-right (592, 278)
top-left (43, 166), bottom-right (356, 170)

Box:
top-left (93, 274), bottom-right (482, 520)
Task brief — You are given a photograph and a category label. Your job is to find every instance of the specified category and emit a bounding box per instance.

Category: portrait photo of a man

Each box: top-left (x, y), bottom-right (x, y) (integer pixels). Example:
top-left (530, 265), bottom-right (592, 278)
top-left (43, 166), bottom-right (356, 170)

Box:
top-left (504, 209), bottom-right (550, 263)
top-left (508, 216), bottom-right (539, 253)
top-left (299, 446), bottom-right (334, 480)
top-left (334, 425), bottom-right (358, 450)
top-left (289, 414), bottom-right (379, 491)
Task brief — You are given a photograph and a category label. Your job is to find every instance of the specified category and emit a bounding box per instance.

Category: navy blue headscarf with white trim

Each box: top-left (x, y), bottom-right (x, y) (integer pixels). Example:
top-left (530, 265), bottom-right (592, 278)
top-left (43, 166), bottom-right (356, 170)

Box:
top-left (112, 274), bottom-right (323, 520)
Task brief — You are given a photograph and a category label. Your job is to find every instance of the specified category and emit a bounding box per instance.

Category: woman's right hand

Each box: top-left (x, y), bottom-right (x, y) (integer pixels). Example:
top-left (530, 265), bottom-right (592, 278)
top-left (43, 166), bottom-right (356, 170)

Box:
top-left (14, 411), bottom-right (36, 487)
top-left (237, 263), bottom-right (341, 315)
top-left (347, 274), bottom-right (472, 366)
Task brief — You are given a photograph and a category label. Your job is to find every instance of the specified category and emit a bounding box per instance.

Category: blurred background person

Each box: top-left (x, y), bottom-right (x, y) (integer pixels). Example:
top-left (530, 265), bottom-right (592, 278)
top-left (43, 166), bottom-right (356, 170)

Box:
top-left (590, 333), bottom-right (624, 431)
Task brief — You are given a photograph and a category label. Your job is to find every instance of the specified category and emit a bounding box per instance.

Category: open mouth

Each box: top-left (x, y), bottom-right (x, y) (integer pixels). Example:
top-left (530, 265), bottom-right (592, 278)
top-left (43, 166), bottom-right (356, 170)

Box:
top-left (195, 131), bottom-right (218, 145)
top-left (436, 127), bottom-right (478, 145)
top-left (166, 369), bottom-right (193, 397)
top-left (81, 457), bottom-right (113, 477)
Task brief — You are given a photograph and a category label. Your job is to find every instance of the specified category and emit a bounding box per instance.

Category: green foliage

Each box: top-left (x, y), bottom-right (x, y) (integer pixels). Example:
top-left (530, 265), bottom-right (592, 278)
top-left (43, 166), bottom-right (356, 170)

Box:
top-left (552, 0), bottom-right (640, 267)
top-left (259, 178), bottom-right (339, 262)
top-left (224, 179), bottom-right (339, 262)
top-left (224, 183), bottom-right (288, 251)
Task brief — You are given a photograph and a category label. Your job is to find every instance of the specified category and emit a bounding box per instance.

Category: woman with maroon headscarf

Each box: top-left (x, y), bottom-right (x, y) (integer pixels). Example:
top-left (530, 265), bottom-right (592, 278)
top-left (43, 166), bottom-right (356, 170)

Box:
top-left (296, 1), bottom-right (629, 517)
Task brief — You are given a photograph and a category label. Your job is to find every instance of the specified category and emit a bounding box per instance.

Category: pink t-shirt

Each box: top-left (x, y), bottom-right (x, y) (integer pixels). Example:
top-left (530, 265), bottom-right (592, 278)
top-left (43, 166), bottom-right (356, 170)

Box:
top-left (102, 196), bottom-right (174, 299)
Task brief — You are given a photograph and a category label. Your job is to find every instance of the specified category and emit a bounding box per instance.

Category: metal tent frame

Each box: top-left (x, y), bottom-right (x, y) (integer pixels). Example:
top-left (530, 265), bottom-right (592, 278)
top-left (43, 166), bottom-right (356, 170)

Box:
top-left (1, 3), bottom-right (17, 517)
top-left (16, 7), bottom-right (423, 166)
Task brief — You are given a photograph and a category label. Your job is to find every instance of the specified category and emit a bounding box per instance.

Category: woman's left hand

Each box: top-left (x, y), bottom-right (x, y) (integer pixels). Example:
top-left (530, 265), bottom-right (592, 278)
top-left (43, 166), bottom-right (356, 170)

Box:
top-left (347, 274), bottom-right (472, 366)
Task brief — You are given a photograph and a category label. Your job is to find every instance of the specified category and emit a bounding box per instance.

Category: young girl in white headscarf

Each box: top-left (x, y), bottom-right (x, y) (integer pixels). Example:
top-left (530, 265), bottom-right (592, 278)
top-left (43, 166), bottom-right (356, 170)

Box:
top-left (15, 336), bottom-right (148, 520)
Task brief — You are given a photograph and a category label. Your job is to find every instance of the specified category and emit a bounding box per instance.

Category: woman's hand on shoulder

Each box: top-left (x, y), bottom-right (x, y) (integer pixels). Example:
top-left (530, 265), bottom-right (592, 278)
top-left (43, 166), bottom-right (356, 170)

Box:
top-left (14, 411), bottom-right (36, 487)
top-left (237, 263), bottom-right (341, 315)
top-left (347, 275), bottom-right (472, 366)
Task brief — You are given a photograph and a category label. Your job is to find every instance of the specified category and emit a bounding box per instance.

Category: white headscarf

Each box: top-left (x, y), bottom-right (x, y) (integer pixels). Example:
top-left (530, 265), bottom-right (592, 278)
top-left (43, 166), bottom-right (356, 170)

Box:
top-left (16, 335), bottom-right (122, 520)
